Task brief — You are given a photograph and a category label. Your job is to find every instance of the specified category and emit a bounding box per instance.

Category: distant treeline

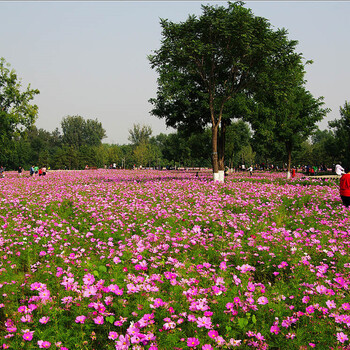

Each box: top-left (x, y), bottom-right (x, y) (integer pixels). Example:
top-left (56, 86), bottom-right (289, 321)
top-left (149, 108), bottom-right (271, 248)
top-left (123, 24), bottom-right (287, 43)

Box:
top-left (1, 114), bottom-right (348, 171)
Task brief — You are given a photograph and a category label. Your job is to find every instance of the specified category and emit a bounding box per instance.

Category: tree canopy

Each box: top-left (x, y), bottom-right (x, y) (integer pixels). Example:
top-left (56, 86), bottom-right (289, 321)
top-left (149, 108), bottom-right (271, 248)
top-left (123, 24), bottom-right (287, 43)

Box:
top-left (329, 101), bottom-right (350, 168)
top-left (149, 1), bottom-right (307, 181)
top-left (0, 57), bottom-right (39, 164)
top-left (61, 115), bottom-right (106, 148)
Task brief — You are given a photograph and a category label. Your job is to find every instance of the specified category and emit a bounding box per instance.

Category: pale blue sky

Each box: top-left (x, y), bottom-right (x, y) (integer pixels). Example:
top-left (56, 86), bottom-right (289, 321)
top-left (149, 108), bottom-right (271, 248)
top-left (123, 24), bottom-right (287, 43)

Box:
top-left (1, 1), bottom-right (349, 144)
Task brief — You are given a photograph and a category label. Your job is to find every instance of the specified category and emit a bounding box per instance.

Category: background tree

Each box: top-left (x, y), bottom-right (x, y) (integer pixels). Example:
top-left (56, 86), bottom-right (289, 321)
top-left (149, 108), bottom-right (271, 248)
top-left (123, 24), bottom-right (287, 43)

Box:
top-left (61, 115), bottom-right (106, 149)
top-left (272, 87), bottom-right (327, 178)
top-left (59, 115), bottom-right (106, 168)
top-left (329, 101), bottom-right (350, 168)
top-left (128, 123), bottom-right (152, 146)
top-left (149, 2), bottom-right (304, 182)
top-left (225, 120), bottom-right (251, 168)
top-left (310, 128), bottom-right (338, 167)
top-left (0, 57), bottom-right (39, 166)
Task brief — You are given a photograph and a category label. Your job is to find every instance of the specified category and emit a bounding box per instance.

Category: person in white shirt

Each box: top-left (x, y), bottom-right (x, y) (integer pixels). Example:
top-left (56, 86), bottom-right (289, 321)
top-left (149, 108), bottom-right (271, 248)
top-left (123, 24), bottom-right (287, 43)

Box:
top-left (335, 164), bottom-right (345, 176)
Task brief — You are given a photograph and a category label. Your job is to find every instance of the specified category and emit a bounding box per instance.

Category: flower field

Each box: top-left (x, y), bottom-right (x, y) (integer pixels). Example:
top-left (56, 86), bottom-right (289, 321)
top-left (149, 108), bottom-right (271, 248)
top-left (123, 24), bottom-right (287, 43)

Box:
top-left (0, 170), bottom-right (349, 350)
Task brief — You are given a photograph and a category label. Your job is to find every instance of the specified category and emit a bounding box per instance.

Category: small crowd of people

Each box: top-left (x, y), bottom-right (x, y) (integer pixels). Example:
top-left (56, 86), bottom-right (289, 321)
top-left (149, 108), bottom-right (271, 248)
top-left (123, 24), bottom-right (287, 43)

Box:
top-left (2, 165), bottom-right (49, 177)
top-left (29, 165), bottom-right (47, 176)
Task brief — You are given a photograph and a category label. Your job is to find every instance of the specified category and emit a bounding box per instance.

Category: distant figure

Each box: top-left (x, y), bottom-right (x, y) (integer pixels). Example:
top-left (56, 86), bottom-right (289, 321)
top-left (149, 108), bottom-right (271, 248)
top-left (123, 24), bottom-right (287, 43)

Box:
top-left (34, 165), bottom-right (39, 175)
top-left (42, 166), bottom-right (47, 176)
top-left (340, 169), bottom-right (350, 207)
top-left (248, 165), bottom-right (253, 176)
top-left (0, 166), bottom-right (5, 178)
top-left (335, 163), bottom-right (345, 176)
top-left (30, 165), bottom-right (35, 176)
top-left (18, 166), bottom-right (23, 176)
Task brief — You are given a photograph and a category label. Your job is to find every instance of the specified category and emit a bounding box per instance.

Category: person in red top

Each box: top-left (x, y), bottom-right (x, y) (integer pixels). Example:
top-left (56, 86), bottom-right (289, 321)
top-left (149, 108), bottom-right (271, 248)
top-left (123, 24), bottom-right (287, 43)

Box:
top-left (340, 169), bottom-right (350, 207)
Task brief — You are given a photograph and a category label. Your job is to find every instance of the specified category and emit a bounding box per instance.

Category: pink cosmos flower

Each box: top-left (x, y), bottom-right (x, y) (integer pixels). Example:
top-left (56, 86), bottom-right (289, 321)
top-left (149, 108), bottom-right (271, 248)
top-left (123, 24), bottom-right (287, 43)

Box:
top-left (342, 303), bottom-right (350, 311)
top-left (215, 336), bottom-right (225, 345)
top-left (108, 331), bottom-right (118, 340)
top-left (93, 315), bottom-right (104, 324)
top-left (39, 316), bottom-right (50, 324)
top-left (229, 339), bottom-right (242, 347)
top-left (39, 289), bottom-right (51, 301)
top-left (7, 327), bottom-right (17, 333)
top-left (187, 337), bottom-right (200, 347)
top-left (196, 316), bottom-right (212, 329)
top-left (337, 332), bottom-right (349, 343)
top-left (326, 300), bottom-right (336, 309)
top-left (75, 315), bottom-right (86, 324)
top-left (202, 345), bottom-right (213, 350)
top-left (37, 340), bottom-right (51, 349)
top-left (116, 334), bottom-right (130, 348)
top-left (22, 330), bottom-right (34, 341)
top-left (306, 305), bottom-right (315, 314)
top-left (208, 330), bottom-right (218, 339)
top-left (270, 325), bottom-right (280, 335)
top-left (83, 273), bottom-right (95, 285)
top-left (113, 256), bottom-right (121, 264)
top-left (302, 296), bottom-right (309, 304)
top-left (257, 296), bottom-right (268, 305)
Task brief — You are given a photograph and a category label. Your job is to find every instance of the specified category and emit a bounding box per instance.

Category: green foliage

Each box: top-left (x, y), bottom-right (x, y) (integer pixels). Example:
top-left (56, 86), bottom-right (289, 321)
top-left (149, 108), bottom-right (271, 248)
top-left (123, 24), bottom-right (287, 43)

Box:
top-left (149, 2), bottom-right (304, 173)
top-left (61, 115), bottom-right (106, 148)
top-left (0, 57), bottom-right (40, 165)
top-left (329, 101), bottom-right (350, 168)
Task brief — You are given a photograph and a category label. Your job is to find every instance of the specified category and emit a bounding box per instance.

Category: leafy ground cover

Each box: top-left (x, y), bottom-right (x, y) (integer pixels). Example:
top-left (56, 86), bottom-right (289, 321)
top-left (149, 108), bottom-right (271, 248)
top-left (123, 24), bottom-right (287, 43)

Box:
top-left (0, 170), bottom-right (349, 350)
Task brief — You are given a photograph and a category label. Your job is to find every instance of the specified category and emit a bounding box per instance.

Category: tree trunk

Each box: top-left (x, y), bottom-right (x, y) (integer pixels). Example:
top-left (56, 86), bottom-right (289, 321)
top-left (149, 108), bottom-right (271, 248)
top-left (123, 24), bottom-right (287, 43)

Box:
top-left (286, 142), bottom-right (292, 179)
top-left (218, 119), bottom-right (226, 171)
top-left (217, 120), bottom-right (226, 182)
top-left (212, 124), bottom-right (219, 181)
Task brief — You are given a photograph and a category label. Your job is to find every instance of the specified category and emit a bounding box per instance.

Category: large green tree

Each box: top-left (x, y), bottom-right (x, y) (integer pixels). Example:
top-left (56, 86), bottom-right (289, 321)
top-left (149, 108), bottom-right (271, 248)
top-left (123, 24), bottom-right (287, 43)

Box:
top-left (61, 115), bottom-right (106, 149)
top-left (252, 85), bottom-right (327, 178)
top-left (0, 57), bottom-right (39, 165)
top-left (149, 1), bottom-right (303, 182)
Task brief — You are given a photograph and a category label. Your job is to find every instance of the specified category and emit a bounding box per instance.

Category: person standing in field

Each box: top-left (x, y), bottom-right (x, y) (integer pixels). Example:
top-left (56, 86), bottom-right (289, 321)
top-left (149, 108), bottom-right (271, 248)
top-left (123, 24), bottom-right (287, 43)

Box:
top-left (0, 166), bottom-right (5, 178)
top-left (248, 165), bottom-right (253, 176)
top-left (340, 169), bottom-right (350, 208)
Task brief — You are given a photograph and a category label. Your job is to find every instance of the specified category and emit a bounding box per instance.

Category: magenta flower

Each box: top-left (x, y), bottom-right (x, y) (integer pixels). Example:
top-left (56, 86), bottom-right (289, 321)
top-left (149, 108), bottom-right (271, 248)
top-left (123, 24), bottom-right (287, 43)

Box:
top-left (83, 273), bottom-right (95, 285)
top-left (257, 296), bottom-right (269, 305)
top-left (270, 325), bottom-right (280, 335)
top-left (75, 315), bottom-right (86, 324)
top-left (196, 316), bottom-right (212, 329)
top-left (202, 345), bottom-right (213, 350)
top-left (208, 330), bottom-right (218, 339)
top-left (22, 329), bottom-right (34, 341)
top-left (116, 334), bottom-right (130, 348)
top-left (37, 340), bottom-right (51, 348)
top-left (93, 315), bottom-right (104, 324)
top-left (337, 332), bottom-right (349, 343)
top-left (39, 316), bottom-right (50, 324)
top-left (187, 337), bottom-right (200, 347)
top-left (39, 289), bottom-right (51, 300)
top-left (108, 331), bottom-right (118, 340)
top-left (342, 303), bottom-right (350, 311)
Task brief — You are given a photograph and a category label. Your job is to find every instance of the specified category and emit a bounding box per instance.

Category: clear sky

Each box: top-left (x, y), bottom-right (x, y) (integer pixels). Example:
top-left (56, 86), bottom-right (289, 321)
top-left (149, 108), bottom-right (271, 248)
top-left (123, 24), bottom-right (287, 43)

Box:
top-left (1, 1), bottom-right (349, 144)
